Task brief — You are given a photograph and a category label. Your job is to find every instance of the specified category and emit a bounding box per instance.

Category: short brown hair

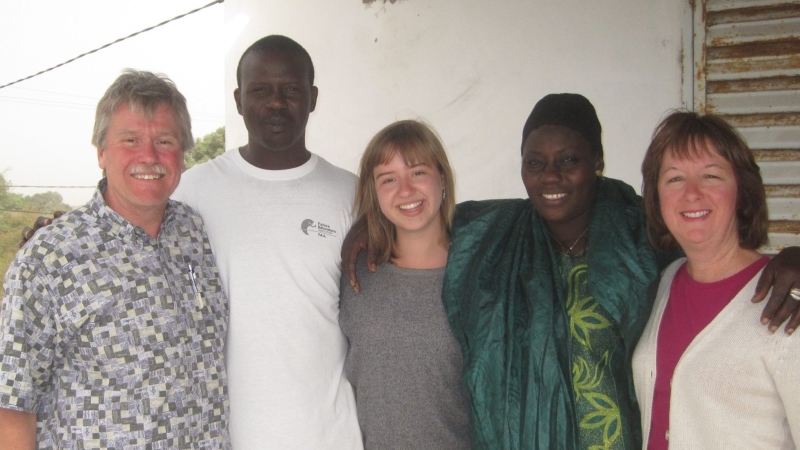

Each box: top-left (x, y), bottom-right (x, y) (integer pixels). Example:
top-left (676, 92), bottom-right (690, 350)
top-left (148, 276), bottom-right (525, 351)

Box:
top-left (354, 120), bottom-right (456, 265)
top-left (641, 111), bottom-right (768, 251)
top-left (92, 69), bottom-right (193, 152)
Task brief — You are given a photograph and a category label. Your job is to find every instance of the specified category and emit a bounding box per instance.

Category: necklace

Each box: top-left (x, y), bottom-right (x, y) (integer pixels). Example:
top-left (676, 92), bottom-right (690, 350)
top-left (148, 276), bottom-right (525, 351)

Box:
top-left (550, 226), bottom-right (589, 255)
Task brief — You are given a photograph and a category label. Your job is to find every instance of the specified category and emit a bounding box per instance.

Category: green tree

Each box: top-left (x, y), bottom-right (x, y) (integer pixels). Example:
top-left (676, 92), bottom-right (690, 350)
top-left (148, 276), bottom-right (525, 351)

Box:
top-left (185, 126), bottom-right (225, 170)
top-left (0, 173), bottom-right (72, 282)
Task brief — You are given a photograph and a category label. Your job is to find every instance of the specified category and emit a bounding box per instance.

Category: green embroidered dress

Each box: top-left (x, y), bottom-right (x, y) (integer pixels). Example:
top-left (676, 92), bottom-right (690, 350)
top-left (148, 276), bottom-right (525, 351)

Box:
top-left (442, 178), bottom-right (667, 449)
top-left (560, 252), bottom-right (631, 449)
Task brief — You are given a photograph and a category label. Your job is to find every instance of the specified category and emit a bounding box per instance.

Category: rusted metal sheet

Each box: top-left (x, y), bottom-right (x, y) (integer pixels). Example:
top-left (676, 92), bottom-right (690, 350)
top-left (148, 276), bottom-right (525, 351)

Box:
top-left (707, 0), bottom-right (800, 13)
top-left (736, 126), bottom-right (800, 149)
top-left (707, 75), bottom-right (800, 93)
top-left (707, 17), bottom-right (800, 47)
top-left (696, 0), bottom-right (800, 251)
top-left (709, 40), bottom-right (800, 60)
top-left (708, 4), bottom-right (800, 26)
top-left (707, 90), bottom-right (800, 113)
top-left (719, 112), bottom-right (800, 126)
top-left (765, 184), bottom-right (800, 195)
top-left (769, 220), bottom-right (800, 232)
top-left (706, 55), bottom-right (800, 80)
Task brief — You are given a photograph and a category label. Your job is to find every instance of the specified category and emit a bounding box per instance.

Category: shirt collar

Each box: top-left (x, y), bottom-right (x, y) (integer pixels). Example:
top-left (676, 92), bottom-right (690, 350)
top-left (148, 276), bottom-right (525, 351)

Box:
top-left (88, 178), bottom-right (175, 241)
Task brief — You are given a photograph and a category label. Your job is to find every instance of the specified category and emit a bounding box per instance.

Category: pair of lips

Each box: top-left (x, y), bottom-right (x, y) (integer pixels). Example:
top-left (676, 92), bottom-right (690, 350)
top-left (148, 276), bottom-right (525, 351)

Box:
top-left (265, 113), bottom-right (291, 124)
top-left (682, 210), bottom-right (710, 218)
top-left (131, 174), bottom-right (163, 180)
top-left (130, 165), bottom-right (166, 180)
top-left (398, 200), bottom-right (423, 211)
top-left (542, 193), bottom-right (567, 200)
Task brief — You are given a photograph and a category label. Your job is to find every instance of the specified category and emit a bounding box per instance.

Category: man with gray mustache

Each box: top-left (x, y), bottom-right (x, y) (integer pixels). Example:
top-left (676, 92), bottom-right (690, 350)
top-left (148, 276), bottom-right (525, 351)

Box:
top-left (0, 70), bottom-right (231, 448)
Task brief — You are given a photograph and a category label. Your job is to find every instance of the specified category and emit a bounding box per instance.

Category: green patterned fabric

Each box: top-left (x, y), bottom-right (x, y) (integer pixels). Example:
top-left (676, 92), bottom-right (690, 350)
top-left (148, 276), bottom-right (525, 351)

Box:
top-left (560, 252), bottom-right (633, 450)
top-left (442, 177), bottom-right (665, 449)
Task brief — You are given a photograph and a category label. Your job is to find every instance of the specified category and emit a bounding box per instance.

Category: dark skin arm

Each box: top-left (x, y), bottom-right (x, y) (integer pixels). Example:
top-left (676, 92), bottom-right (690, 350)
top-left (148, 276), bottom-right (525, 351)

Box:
top-left (341, 217), bottom-right (376, 294)
top-left (752, 246), bottom-right (800, 334)
top-left (18, 211), bottom-right (64, 248)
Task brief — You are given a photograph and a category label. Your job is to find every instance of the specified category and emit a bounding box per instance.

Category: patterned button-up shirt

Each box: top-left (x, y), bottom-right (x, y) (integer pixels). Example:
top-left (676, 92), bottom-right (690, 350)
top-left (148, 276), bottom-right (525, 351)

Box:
top-left (0, 181), bottom-right (230, 449)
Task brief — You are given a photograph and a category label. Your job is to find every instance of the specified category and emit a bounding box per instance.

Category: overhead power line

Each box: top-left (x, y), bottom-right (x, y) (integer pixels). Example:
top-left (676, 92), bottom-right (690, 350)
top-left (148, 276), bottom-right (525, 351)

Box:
top-left (7, 185), bottom-right (95, 189)
top-left (0, 208), bottom-right (56, 214)
top-left (0, 0), bottom-right (224, 90)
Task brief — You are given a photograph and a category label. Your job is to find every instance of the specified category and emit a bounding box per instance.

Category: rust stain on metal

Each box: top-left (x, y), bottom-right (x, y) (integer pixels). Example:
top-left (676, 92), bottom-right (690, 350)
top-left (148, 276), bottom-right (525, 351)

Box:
top-left (708, 4), bottom-right (800, 27)
top-left (709, 55), bottom-right (800, 76)
top-left (707, 76), bottom-right (800, 93)
top-left (753, 149), bottom-right (800, 165)
top-left (709, 40), bottom-right (800, 60)
top-left (719, 113), bottom-right (800, 128)
top-left (696, 49), bottom-right (706, 82)
top-left (765, 185), bottom-right (800, 197)
top-left (769, 220), bottom-right (800, 234)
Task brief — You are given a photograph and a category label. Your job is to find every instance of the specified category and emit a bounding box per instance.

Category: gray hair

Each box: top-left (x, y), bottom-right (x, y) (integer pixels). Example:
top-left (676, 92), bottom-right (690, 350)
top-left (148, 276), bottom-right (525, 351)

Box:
top-left (92, 69), bottom-right (194, 151)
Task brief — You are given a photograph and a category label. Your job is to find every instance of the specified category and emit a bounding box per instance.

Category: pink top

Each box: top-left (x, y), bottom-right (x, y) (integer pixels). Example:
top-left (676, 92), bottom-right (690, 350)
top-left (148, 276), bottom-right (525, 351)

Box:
top-left (647, 256), bottom-right (769, 449)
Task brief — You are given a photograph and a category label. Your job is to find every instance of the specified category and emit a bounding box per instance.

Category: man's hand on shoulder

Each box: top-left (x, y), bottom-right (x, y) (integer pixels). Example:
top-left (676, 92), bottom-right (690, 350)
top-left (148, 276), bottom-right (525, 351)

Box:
top-left (19, 211), bottom-right (64, 248)
top-left (752, 246), bottom-right (800, 334)
top-left (341, 217), bottom-right (376, 293)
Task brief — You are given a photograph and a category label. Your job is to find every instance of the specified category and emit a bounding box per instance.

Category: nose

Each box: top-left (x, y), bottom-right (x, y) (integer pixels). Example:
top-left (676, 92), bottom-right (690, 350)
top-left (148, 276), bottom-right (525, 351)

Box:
top-left (266, 88), bottom-right (287, 109)
top-left (541, 162), bottom-right (562, 183)
top-left (684, 179), bottom-right (702, 201)
top-left (139, 140), bottom-right (158, 163)
top-left (398, 176), bottom-right (414, 196)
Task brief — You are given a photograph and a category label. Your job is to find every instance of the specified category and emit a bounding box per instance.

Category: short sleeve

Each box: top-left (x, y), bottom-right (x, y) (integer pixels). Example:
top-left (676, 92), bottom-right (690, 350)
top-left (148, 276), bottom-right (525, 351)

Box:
top-left (0, 257), bottom-right (58, 413)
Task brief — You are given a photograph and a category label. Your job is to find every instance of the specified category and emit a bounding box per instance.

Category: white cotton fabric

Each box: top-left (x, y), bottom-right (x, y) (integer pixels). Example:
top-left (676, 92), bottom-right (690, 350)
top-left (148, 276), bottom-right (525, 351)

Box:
top-left (173, 149), bottom-right (362, 449)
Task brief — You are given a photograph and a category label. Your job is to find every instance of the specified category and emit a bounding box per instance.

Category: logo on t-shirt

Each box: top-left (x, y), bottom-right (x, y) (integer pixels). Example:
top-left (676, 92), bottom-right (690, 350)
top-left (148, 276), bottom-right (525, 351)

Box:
top-left (300, 219), bottom-right (338, 238)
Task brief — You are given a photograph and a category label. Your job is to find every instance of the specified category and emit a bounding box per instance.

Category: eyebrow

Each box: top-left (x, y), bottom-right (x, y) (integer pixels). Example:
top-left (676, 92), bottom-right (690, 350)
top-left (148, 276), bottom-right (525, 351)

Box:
top-left (374, 162), bottom-right (428, 179)
top-left (660, 162), bottom-right (724, 173)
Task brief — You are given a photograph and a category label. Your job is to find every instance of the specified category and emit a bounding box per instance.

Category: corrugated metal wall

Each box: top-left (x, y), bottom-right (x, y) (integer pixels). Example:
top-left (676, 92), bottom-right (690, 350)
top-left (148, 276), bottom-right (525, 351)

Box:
top-left (694, 0), bottom-right (800, 253)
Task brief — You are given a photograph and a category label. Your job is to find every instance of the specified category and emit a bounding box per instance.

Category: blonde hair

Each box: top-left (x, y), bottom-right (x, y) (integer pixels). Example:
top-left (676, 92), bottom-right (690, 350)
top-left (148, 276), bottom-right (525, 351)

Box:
top-left (354, 120), bottom-right (456, 264)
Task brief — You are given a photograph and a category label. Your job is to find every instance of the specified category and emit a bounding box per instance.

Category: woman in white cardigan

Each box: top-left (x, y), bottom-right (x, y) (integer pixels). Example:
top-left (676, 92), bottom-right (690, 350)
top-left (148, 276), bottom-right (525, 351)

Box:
top-left (632, 111), bottom-right (799, 449)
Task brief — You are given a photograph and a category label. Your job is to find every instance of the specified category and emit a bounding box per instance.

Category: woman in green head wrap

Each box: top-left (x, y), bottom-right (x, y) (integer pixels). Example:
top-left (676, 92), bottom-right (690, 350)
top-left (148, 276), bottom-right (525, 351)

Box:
top-left (440, 94), bottom-right (800, 449)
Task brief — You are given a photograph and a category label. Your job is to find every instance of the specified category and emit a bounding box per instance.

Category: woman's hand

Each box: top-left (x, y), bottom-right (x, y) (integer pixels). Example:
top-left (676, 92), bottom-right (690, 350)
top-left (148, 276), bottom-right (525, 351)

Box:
top-left (752, 246), bottom-right (800, 334)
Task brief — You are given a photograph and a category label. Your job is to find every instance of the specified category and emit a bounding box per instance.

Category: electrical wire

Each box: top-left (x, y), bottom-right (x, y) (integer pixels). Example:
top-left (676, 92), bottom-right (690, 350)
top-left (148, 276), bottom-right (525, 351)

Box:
top-left (0, 0), bottom-right (224, 90)
top-left (0, 208), bottom-right (59, 214)
top-left (6, 186), bottom-right (95, 189)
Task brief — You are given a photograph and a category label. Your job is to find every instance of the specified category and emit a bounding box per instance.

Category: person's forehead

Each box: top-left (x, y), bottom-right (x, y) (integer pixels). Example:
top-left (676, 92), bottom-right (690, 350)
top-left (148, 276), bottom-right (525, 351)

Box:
top-left (241, 49), bottom-right (309, 81)
top-left (525, 125), bottom-right (590, 151)
top-left (110, 102), bottom-right (178, 130)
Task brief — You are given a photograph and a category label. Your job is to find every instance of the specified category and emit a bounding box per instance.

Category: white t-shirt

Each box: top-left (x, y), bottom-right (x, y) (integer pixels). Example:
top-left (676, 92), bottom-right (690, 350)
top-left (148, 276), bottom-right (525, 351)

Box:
top-left (173, 149), bottom-right (362, 449)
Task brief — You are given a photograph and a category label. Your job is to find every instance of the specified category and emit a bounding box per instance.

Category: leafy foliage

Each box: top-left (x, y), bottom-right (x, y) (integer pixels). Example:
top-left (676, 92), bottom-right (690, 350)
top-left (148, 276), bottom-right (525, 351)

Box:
top-left (0, 173), bottom-right (72, 282)
top-left (185, 126), bottom-right (225, 169)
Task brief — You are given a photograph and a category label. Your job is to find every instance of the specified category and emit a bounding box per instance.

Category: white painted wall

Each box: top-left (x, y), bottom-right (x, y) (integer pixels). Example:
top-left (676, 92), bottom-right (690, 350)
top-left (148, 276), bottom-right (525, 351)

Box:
top-left (224, 0), bottom-right (690, 200)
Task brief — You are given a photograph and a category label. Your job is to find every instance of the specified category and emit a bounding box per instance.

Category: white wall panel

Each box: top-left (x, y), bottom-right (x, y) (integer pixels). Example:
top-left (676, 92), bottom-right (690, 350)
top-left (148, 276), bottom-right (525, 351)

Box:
top-left (224, 0), bottom-right (688, 201)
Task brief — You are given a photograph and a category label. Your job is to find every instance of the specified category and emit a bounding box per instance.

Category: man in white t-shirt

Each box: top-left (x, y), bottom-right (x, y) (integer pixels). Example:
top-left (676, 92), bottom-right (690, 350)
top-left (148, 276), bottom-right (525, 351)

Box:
top-left (172, 35), bottom-right (362, 449)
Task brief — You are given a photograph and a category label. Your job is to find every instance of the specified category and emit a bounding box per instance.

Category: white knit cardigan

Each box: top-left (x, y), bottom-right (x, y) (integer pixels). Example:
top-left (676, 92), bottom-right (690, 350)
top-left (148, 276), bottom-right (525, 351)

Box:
top-left (632, 258), bottom-right (799, 449)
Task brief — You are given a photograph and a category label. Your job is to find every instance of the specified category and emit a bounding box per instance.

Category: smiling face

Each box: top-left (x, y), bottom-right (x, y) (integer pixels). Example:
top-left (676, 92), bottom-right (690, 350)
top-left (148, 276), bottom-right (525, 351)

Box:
top-left (521, 124), bottom-right (603, 239)
top-left (657, 142), bottom-right (740, 254)
top-left (97, 102), bottom-right (184, 223)
top-left (234, 49), bottom-right (318, 157)
top-left (373, 151), bottom-right (445, 240)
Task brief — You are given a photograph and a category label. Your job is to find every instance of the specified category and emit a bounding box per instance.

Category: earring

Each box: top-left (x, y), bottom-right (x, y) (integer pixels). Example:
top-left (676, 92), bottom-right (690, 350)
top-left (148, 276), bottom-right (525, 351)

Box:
top-left (442, 189), bottom-right (446, 200)
top-left (595, 169), bottom-right (603, 177)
